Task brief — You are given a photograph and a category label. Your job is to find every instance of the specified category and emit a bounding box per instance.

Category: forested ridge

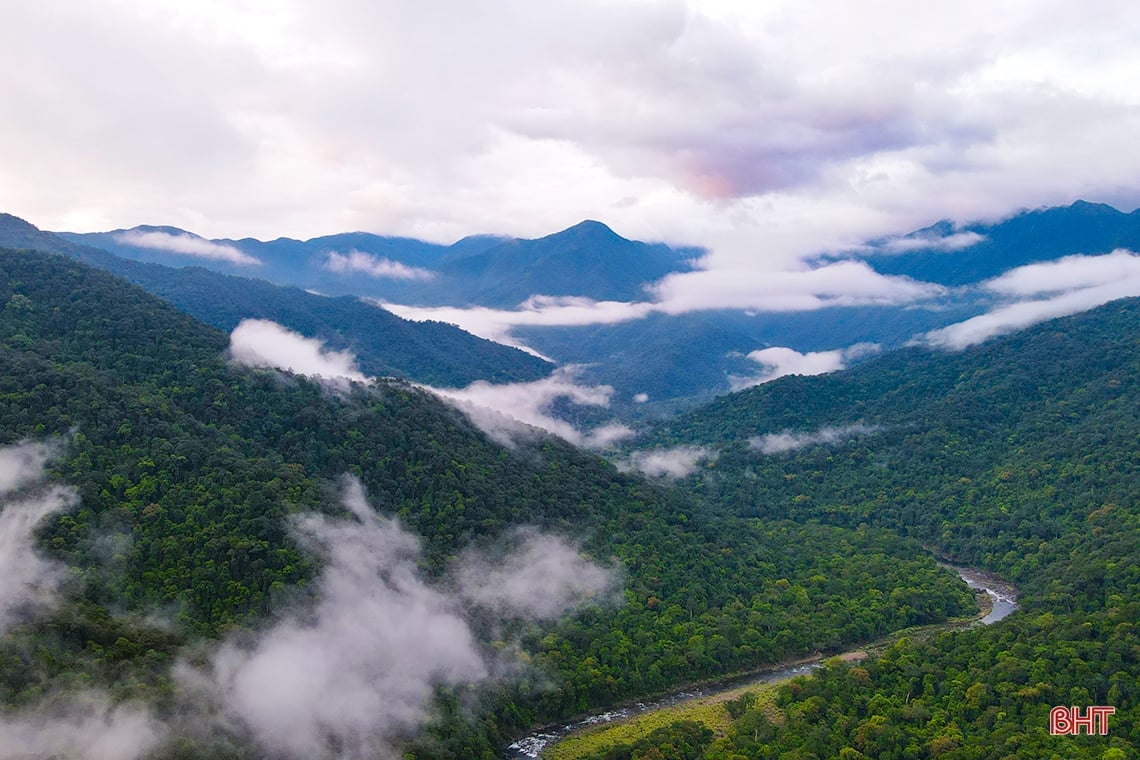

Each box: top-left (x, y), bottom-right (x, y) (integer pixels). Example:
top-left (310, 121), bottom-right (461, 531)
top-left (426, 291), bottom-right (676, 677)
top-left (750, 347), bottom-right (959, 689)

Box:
top-left (622, 300), bottom-right (1140, 757)
top-left (0, 247), bottom-right (972, 758)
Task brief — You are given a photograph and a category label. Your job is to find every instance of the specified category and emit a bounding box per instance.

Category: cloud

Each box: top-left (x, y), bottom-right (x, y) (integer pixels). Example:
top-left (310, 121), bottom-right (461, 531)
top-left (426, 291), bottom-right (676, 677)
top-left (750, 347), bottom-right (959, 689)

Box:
top-left (324, 250), bottom-right (434, 280)
top-left (456, 529), bottom-right (618, 621)
top-left (730, 342), bottom-right (879, 390)
top-left (113, 230), bottom-right (260, 266)
top-left (381, 297), bottom-right (657, 355)
top-left (196, 478), bottom-right (614, 760)
top-left (984, 249), bottom-right (1140, 296)
top-left (0, 442), bottom-right (75, 634)
top-left (383, 263), bottom-right (940, 348)
top-left (879, 231), bottom-right (987, 253)
top-left (618, 446), bottom-right (715, 479)
top-left (632, 392), bottom-right (649, 403)
top-left (424, 367), bottom-right (633, 449)
top-left (750, 423), bottom-right (880, 454)
top-left (228, 319), bottom-right (366, 382)
top-left (922, 250), bottom-right (1140, 349)
top-left (0, 695), bottom-right (165, 760)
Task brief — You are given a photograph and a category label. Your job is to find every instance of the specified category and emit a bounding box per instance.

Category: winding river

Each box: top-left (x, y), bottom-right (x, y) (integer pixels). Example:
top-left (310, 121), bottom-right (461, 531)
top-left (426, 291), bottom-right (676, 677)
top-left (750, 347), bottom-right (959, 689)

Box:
top-left (505, 563), bottom-right (1018, 759)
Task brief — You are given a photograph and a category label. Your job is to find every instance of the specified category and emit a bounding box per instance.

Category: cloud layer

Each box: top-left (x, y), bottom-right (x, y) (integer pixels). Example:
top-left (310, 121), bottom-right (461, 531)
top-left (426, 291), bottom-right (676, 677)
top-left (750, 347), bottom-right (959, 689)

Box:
top-left (922, 250), bottom-right (1140, 349)
top-left (229, 319), bottom-right (366, 382)
top-left (7, 1), bottom-right (1140, 337)
top-left (114, 230), bottom-right (259, 266)
top-left (325, 250), bottom-right (434, 280)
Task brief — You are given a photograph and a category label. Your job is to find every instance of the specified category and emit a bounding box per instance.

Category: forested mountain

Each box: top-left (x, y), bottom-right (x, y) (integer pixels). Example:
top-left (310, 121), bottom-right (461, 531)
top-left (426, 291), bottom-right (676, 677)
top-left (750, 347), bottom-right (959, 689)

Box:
top-left (858, 199), bottom-right (1140, 285)
top-left (624, 297), bottom-right (1140, 757)
top-left (60, 219), bottom-right (699, 307)
top-left (0, 214), bottom-right (551, 386)
top-left (0, 247), bottom-right (972, 758)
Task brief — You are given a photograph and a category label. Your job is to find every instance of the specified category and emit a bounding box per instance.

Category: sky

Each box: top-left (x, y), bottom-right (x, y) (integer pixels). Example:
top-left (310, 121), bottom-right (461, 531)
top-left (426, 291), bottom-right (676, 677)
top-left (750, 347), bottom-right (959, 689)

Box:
top-left (3, 0), bottom-right (1140, 256)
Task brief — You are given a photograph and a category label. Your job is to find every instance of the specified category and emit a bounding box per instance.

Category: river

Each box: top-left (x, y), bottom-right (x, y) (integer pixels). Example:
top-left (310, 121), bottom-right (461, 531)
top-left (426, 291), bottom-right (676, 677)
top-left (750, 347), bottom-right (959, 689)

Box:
top-left (505, 562), bottom-right (1018, 759)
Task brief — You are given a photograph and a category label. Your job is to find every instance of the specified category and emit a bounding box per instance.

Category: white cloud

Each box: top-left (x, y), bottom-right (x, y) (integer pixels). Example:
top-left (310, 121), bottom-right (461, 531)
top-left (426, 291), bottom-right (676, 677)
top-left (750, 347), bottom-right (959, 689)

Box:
top-left (228, 319), bottom-right (366, 382)
top-left (0, 695), bottom-right (165, 760)
top-left (632, 392), bottom-right (649, 403)
top-left (383, 263), bottom-right (940, 347)
top-left (0, 442), bottom-right (75, 634)
top-left (880, 231), bottom-right (987, 253)
top-left (750, 423), bottom-right (880, 454)
top-left (922, 250), bottom-right (1140, 349)
top-left (7, 1), bottom-right (1140, 329)
top-left (113, 230), bottom-right (260, 266)
top-left (324, 250), bottom-right (434, 280)
top-left (196, 478), bottom-right (614, 760)
top-left (424, 367), bottom-right (633, 449)
top-left (618, 446), bottom-right (716, 478)
top-left (730, 342), bottom-right (879, 390)
top-left (984, 249), bottom-right (1140, 295)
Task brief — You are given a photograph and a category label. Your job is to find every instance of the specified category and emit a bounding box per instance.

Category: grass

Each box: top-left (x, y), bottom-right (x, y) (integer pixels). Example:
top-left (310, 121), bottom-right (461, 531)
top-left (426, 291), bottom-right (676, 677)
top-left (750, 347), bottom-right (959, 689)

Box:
top-left (544, 683), bottom-right (779, 760)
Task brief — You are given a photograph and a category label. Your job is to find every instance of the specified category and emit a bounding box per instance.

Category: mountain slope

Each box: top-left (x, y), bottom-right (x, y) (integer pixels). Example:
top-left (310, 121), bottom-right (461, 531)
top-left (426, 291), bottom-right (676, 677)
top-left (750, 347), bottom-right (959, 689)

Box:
top-left (2, 213), bottom-right (551, 386)
top-left (633, 299), bottom-right (1140, 757)
top-left (0, 246), bottom-right (972, 758)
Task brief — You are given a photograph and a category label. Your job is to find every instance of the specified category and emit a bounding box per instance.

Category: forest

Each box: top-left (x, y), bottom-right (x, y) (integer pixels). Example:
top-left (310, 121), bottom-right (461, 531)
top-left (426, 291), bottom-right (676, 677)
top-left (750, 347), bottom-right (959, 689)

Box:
top-left (0, 246), bottom-right (975, 758)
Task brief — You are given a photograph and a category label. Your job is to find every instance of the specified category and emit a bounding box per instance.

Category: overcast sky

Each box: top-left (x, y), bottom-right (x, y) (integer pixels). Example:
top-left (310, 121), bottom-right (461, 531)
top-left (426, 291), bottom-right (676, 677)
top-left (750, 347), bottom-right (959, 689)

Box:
top-left (3, 1), bottom-right (1140, 266)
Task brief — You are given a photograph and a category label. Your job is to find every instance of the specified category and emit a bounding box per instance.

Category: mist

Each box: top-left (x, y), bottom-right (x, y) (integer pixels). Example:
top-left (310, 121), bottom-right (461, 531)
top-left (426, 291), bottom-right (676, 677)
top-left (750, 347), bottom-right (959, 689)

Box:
top-left (229, 319), bottom-right (367, 382)
top-left (192, 478), bottom-right (615, 759)
top-left (750, 423), bottom-right (880, 454)
top-left (618, 446), bottom-right (716, 478)
top-left (0, 442), bottom-right (75, 634)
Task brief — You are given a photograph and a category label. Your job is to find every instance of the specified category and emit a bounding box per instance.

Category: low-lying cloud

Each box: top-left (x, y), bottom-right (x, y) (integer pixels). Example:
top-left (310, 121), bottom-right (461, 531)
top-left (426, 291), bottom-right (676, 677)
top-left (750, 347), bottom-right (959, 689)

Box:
top-left (730, 342), bottom-right (879, 390)
top-left (879, 230), bottom-right (986, 253)
top-left (195, 478), bottom-right (614, 760)
top-left (618, 446), bottom-right (715, 478)
top-left (0, 441), bottom-right (74, 634)
top-left (426, 367), bottom-right (634, 449)
top-left (325, 250), bottom-right (435, 281)
top-left (229, 319), bottom-right (366, 383)
top-left (922, 250), bottom-right (1140, 349)
top-left (384, 262), bottom-right (941, 353)
top-left (114, 230), bottom-right (260, 266)
top-left (0, 695), bottom-right (165, 760)
top-left (750, 423), bottom-right (880, 454)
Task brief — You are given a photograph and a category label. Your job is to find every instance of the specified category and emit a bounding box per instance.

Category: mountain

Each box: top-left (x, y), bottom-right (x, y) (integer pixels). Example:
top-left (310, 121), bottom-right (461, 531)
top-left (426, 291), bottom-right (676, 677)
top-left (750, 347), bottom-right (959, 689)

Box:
top-left (60, 219), bottom-right (699, 308)
top-left (857, 199), bottom-right (1140, 285)
top-left (0, 245), bottom-right (976, 758)
top-left (1, 213), bottom-right (551, 386)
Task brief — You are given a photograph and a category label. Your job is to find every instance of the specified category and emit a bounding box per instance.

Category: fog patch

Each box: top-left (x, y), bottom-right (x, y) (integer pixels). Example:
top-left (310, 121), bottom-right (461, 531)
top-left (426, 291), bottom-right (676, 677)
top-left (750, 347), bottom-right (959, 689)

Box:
top-left (325, 250), bottom-right (435, 281)
top-left (0, 442), bottom-right (75, 633)
top-left (632, 392), bottom-right (649, 403)
top-left (192, 478), bottom-right (615, 759)
top-left (114, 230), bottom-right (259, 266)
top-left (0, 694), bottom-right (165, 760)
top-left (618, 446), bottom-right (716, 478)
top-left (425, 367), bottom-right (633, 449)
top-left (229, 319), bottom-right (366, 383)
top-left (750, 423), bottom-right (880, 454)
top-left (730, 343), bottom-right (878, 390)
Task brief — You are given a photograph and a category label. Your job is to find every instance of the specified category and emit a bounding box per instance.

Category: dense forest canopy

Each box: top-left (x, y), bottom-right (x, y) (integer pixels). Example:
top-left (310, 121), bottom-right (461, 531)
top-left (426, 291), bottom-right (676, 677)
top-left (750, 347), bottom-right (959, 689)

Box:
top-left (0, 247), bottom-right (975, 758)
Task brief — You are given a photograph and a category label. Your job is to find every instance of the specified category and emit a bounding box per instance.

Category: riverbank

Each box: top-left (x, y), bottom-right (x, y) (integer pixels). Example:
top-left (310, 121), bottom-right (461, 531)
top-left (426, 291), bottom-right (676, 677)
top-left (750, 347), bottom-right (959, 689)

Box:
top-left (505, 562), bottom-right (1019, 759)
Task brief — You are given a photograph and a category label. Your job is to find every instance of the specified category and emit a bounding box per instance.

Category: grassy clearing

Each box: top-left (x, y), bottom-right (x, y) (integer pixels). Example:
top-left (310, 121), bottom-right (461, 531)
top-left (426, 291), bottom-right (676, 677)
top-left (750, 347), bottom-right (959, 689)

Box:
top-left (544, 683), bottom-right (779, 760)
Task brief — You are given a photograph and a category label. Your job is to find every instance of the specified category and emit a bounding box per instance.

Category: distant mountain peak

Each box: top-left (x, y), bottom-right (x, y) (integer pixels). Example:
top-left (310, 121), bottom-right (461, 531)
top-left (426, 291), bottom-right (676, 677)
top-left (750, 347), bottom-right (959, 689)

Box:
top-left (547, 219), bottom-right (623, 242)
